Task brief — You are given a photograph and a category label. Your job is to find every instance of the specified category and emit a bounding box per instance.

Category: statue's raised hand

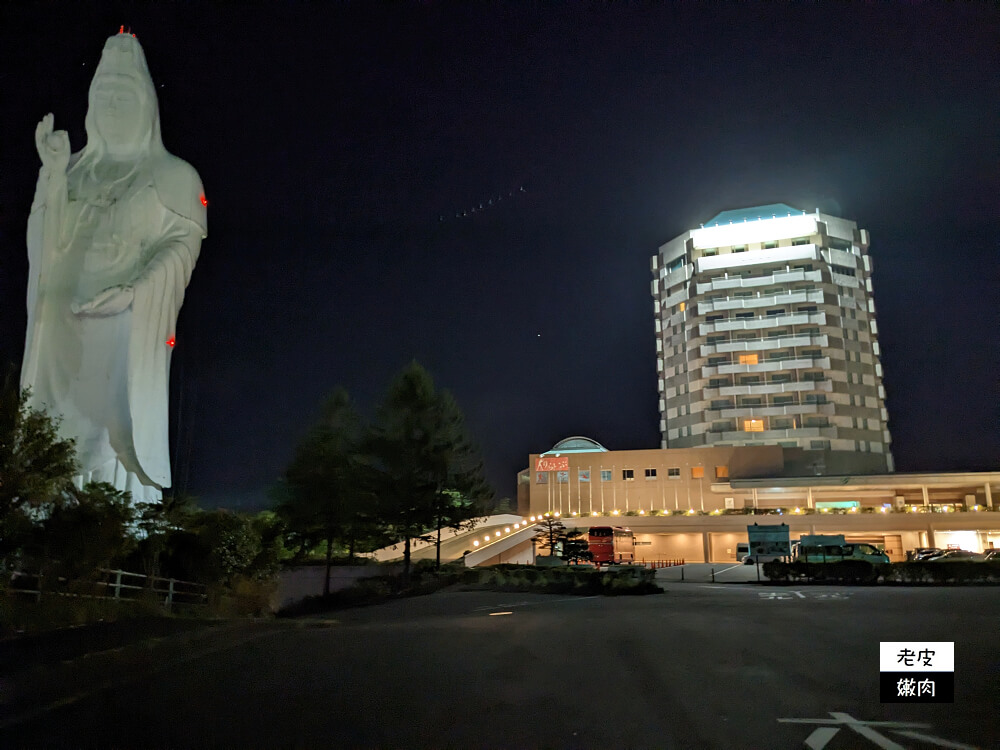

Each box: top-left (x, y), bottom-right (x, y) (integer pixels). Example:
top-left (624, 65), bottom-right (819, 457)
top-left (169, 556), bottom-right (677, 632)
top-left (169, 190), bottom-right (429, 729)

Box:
top-left (71, 285), bottom-right (134, 317)
top-left (35, 113), bottom-right (70, 175)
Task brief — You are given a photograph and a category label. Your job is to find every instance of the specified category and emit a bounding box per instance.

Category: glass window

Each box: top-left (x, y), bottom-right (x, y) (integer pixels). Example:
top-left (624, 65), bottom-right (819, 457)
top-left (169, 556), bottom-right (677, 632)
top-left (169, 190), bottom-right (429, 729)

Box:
top-left (667, 468), bottom-right (680, 477)
top-left (809, 440), bottom-right (831, 450)
top-left (743, 418), bottom-right (765, 432)
top-left (738, 353), bottom-right (759, 365)
top-left (735, 311), bottom-right (754, 319)
top-left (622, 469), bottom-right (635, 481)
top-left (691, 467), bottom-right (704, 479)
top-left (715, 466), bottom-right (729, 479)
top-left (764, 241), bottom-right (778, 249)
top-left (600, 470), bottom-right (612, 482)
top-left (645, 468), bottom-right (657, 479)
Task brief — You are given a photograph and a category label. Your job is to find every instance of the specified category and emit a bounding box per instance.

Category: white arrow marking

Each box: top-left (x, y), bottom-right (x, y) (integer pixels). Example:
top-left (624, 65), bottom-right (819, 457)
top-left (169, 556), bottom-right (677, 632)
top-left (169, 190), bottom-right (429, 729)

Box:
top-left (804, 727), bottom-right (839, 749)
top-left (893, 729), bottom-right (979, 749)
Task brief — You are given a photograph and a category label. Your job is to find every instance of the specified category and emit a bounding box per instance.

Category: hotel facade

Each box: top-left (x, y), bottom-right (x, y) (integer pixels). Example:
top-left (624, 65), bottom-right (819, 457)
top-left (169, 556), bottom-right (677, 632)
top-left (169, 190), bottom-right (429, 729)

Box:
top-left (652, 204), bottom-right (892, 472)
top-left (504, 204), bottom-right (999, 565)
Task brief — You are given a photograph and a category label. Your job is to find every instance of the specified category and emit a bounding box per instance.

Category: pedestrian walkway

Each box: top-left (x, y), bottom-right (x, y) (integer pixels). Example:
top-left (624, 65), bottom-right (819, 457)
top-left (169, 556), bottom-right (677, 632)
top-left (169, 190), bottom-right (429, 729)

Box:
top-left (655, 562), bottom-right (767, 583)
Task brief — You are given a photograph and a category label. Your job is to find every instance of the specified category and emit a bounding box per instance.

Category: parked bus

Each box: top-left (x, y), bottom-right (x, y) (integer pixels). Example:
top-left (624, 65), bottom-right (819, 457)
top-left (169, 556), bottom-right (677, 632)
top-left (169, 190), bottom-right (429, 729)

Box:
top-left (588, 527), bottom-right (635, 565)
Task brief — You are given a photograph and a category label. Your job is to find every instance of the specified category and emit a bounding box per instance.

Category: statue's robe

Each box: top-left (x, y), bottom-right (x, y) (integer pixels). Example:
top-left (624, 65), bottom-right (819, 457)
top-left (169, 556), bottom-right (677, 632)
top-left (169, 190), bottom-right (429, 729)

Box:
top-left (22, 154), bottom-right (207, 503)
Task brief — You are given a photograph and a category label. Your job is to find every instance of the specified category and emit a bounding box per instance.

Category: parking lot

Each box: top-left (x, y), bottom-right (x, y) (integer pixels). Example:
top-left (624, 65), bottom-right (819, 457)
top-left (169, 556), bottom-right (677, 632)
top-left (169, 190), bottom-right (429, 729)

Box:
top-left (4, 581), bottom-right (998, 749)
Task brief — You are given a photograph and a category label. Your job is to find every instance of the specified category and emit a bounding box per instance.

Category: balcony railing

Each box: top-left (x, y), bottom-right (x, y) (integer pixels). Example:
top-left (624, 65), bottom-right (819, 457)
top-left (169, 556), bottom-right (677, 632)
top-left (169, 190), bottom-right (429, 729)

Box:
top-left (696, 269), bottom-right (823, 295)
top-left (701, 333), bottom-right (829, 356)
top-left (702, 356), bottom-right (831, 377)
top-left (698, 289), bottom-right (824, 315)
top-left (699, 311), bottom-right (827, 335)
top-left (709, 379), bottom-right (832, 398)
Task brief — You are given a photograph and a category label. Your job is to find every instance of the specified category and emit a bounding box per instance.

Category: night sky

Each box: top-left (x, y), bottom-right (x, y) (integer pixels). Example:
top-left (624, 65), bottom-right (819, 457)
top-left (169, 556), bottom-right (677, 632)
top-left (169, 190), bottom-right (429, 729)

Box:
top-left (1, 3), bottom-right (997, 510)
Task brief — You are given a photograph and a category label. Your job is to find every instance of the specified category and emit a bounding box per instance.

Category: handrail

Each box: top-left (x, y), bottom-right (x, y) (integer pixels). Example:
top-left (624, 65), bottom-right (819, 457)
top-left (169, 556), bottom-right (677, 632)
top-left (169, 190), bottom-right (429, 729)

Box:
top-left (6, 568), bottom-right (208, 609)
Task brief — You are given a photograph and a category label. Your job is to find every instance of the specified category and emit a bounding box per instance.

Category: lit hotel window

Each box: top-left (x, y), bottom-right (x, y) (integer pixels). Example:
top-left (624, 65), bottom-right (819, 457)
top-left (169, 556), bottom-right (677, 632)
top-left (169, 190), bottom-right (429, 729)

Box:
top-left (738, 353), bottom-right (759, 365)
top-left (744, 419), bottom-right (765, 432)
top-left (691, 466), bottom-right (704, 479)
top-left (715, 466), bottom-right (729, 479)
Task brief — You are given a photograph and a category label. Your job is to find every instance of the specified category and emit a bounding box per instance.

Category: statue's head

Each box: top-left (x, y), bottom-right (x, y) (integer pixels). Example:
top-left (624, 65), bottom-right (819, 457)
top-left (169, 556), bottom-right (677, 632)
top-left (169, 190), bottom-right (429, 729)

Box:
top-left (82, 31), bottom-right (161, 161)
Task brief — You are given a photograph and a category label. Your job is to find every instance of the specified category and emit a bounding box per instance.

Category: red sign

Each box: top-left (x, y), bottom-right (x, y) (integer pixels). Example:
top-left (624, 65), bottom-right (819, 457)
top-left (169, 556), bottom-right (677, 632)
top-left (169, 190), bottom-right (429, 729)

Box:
top-left (536, 456), bottom-right (569, 472)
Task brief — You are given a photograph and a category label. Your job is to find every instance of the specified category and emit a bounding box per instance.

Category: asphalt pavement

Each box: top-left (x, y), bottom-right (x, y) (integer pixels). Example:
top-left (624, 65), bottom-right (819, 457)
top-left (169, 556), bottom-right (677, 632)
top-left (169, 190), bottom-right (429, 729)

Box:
top-left (3, 582), bottom-right (997, 749)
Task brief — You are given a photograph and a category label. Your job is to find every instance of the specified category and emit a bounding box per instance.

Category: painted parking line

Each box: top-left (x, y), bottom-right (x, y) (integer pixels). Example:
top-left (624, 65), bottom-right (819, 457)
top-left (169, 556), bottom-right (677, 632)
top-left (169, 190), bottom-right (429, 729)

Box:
top-left (713, 563), bottom-right (746, 575)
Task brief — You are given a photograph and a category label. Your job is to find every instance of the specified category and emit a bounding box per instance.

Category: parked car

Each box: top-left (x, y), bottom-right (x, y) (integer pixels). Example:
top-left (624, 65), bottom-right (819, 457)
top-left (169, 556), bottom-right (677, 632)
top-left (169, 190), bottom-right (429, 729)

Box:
top-left (925, 549), bottom-right (978, 562)
top-left (910, 547), bottom-right (943, 562)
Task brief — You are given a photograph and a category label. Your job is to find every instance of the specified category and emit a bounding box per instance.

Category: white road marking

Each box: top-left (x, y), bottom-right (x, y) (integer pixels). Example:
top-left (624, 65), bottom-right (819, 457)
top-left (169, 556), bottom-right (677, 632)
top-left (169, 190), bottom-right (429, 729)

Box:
top-left (804, 727), bottom-right (839, 750)
top-left (714, 563), bottom-right (745, 575)
top-left (779, 712), bottom-right (938, 750)
top-left (488, 611), bottom-right (513, 616)
top-left (791, 590), bottom-right (806, 599)
top-left (893, 729), bottom-right (979, 749)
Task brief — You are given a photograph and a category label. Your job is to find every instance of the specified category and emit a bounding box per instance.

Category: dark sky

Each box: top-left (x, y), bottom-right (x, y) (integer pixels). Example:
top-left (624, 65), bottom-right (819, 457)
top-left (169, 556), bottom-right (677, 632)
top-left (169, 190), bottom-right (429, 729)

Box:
top-left (1, 2), bottom-right (997, 509)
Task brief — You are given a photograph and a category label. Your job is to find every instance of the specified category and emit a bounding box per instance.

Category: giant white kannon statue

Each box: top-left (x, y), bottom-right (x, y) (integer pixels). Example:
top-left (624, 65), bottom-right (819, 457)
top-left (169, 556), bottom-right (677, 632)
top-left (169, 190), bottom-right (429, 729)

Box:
top-left (22, 30), bottom-right (207, 504)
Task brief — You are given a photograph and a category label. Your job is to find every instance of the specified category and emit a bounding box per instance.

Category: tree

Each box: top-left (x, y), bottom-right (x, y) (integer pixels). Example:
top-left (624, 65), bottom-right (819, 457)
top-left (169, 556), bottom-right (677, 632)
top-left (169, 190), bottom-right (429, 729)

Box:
top-left (0, 366), bottom-right (77, 567)
top-left (425, 390), bottom-right (492, 567)
top-left (134, 491), bottom-right (200, 578)
top-left (370, 362), bottom-right (492, 579)
top-left (532, 515), bottom-right (588, 563)
top-left (279, 388), bottom-right (374, 594)
top-left (36, 482), bottom-right (135, 583)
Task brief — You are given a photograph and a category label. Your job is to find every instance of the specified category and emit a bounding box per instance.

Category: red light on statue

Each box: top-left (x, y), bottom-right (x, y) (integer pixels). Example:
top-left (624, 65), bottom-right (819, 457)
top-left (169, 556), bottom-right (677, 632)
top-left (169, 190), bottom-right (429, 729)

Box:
top-left (166, 336), bottom-right (176, 348)
top-left (119, 25), bottom-right (124, 34)
top-left (200, 194), bottom-right (209, 208)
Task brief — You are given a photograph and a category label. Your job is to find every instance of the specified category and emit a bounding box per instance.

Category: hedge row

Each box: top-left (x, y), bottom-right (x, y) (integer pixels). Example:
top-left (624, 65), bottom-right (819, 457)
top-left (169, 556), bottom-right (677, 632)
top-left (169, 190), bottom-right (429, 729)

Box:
top-left (464, 564), bottom-right (662, 596)
top-left (762, 560), bottom-right (1000, 585)
top-left (278, 563), bottom-right (662, 615)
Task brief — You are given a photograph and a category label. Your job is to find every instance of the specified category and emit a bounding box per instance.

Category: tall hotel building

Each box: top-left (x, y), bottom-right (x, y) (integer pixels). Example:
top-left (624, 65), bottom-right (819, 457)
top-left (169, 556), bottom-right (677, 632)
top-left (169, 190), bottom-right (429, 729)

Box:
top-left (651, 204), bottom-right (893, 473)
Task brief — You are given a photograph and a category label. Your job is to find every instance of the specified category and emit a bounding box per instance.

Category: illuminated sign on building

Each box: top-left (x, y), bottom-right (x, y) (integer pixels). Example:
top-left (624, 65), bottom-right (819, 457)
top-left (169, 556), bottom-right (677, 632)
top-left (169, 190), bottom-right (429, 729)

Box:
top-left (536, 456), bottom-right (569, 472)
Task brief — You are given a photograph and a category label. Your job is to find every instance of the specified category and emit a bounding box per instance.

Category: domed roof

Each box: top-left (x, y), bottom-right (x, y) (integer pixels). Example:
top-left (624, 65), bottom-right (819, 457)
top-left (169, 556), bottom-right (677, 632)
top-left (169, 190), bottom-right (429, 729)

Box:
top-left (542, 436), bottom-right (609, 455)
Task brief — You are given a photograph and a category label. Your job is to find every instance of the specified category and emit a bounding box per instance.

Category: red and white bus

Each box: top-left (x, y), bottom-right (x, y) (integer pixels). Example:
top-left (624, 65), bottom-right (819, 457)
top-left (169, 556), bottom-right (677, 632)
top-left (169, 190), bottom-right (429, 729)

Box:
top-left (588, 526), bottom-right (635, 565)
